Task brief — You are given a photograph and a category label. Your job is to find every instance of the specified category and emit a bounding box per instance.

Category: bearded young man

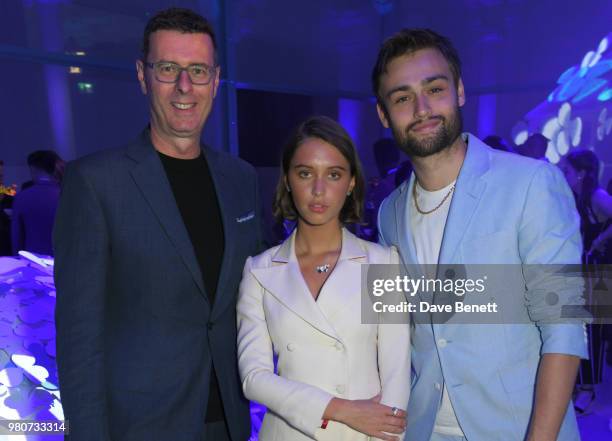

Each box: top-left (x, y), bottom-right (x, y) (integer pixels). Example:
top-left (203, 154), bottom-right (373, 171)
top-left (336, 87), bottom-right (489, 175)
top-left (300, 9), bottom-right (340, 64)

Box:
top-left (373, 29), bottom-right (587, 441)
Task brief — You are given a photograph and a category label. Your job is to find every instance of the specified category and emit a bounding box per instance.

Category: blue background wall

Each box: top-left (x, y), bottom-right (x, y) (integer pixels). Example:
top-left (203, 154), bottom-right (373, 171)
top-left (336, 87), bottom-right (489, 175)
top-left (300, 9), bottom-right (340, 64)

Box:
top-left (1, 0), bottom-right (611, 185)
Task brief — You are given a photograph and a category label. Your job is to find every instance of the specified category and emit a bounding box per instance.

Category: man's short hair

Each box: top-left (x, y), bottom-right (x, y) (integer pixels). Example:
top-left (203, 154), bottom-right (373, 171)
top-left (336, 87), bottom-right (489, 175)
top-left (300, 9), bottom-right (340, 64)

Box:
top-left (27, 150), bottom-right (61, 176)
top-left (371, 28), bottom-right (462, 103)
top-left (142, 7), bottom-right (217, 61)
top-left (273, 116), bottom-right (365, 224)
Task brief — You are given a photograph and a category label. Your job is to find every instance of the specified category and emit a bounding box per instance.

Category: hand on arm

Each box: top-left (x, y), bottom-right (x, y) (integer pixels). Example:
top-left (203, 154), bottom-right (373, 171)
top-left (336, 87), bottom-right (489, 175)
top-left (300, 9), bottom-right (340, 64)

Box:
top-left (323, 394), bottom-right (406, 441)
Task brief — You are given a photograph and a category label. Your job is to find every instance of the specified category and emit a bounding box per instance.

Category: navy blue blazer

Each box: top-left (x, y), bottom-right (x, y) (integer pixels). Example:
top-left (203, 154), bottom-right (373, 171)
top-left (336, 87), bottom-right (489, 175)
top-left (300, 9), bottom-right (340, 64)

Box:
top-left (54, 130), bottom-right (264, 441)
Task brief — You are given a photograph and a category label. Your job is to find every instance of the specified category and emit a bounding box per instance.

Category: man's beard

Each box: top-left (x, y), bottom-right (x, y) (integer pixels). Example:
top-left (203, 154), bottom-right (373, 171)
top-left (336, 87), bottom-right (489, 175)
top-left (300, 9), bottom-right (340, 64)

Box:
top-left (391, 106), bottom-right (463, 158)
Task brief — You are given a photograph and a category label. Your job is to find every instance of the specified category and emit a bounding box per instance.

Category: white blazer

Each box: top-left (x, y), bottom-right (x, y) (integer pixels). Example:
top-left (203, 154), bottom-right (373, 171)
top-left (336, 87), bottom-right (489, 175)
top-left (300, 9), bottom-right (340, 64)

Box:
top-left (237, 228), bottom-right (410, 441)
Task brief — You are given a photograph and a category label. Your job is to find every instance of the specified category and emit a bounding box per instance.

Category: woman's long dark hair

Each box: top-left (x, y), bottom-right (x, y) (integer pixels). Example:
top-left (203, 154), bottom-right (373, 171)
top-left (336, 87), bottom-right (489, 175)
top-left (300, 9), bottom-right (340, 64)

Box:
top-left (565, 149), bottom-right (600, 214)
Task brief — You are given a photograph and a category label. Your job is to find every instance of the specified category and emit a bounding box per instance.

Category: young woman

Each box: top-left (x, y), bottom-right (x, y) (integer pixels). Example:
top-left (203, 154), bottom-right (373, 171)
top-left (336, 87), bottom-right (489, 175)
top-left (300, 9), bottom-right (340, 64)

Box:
top-left (237, 116), bottom-right (410, 440)
top-left (559, 149), bottom-right (612, 260)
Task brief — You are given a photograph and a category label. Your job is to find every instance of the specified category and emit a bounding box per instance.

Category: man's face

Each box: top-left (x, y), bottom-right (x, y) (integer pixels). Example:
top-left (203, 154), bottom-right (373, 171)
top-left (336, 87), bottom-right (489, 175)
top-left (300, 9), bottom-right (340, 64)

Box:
top-left (376, 48), bottom-right (465, 158)
top-left (136, 30), bottom-right (219, 143)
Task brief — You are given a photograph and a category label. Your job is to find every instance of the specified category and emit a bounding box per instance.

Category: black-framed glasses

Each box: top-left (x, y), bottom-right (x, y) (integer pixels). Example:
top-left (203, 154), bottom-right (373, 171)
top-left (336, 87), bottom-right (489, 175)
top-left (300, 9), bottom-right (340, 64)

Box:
top-left (144, 61), bottom-right (217, 85)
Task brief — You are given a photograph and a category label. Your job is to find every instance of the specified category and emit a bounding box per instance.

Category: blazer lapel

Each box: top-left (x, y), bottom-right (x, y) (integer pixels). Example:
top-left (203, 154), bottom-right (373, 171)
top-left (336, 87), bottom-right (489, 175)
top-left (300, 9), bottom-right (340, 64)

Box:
top-left (316, 229), bottom-right (367, 326)
top-left (250, 230), bottom-right (340, 340)
top-left (432, 135), bottom-right (489, 324)
top-left (204, 149), bottom-right (240, 319)
top-left (437, 134), bottom-right (489, 265)
top-left (126, 131), bottom-right (207, 299)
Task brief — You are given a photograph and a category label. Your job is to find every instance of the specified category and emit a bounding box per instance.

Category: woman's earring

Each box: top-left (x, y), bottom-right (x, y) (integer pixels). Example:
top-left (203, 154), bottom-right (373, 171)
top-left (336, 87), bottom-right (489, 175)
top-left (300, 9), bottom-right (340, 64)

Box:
top-left (347, 190), bottom-right (352, 196)
top-left (286, 185), bottom-right (291, 192)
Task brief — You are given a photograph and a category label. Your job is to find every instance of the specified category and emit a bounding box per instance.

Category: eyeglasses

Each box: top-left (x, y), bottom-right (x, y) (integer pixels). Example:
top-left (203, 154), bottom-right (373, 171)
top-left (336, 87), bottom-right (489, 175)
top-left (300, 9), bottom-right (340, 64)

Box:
top-left (144, 61), bottom-right (217, 85)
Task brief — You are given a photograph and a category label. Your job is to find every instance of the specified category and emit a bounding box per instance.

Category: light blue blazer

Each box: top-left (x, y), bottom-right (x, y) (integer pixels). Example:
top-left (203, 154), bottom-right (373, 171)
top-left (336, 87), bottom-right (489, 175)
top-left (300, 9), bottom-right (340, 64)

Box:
top-left (378, 134), bottom-right (587, 441)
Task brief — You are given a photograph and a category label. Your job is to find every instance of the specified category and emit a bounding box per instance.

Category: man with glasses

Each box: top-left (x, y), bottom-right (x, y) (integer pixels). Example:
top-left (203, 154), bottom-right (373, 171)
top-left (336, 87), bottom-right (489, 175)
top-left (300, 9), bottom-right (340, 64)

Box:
top-left (54, 8), bottom-right (263, 441)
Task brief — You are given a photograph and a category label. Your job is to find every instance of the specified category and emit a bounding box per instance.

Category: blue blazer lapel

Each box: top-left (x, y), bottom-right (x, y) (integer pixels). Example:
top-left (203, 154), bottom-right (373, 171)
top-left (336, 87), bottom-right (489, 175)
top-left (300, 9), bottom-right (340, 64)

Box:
top-left (126, 132), bottom-right (207, 300)
top-left (438, 134), bottom-right (490, 265)
top-left (205, 149), bottom-right (240, 318)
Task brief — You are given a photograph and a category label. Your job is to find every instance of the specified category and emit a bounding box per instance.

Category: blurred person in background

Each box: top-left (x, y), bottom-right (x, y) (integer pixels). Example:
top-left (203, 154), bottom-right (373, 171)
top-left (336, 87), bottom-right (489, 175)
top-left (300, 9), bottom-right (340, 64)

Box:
top-left (518, 133), bottom-right (549, 160)
top-left (53, 154), bottom-right (65, 183)
top-left (0, 160), bottom-right (14, 255)
top-left (559, 150), bottom-right (612, 260)
top-left (359, 138), bottom-right (400, 241)
top-left (394, 159), bottom-right (413, 188)
top-left (606, 177), bottom-right (612, 196)
top-left (483, 134), bottom-right (516, 153)
top-left (11, 150), bottom-right (62, 256)
top-left (558, 148), bottom-right (612, 412)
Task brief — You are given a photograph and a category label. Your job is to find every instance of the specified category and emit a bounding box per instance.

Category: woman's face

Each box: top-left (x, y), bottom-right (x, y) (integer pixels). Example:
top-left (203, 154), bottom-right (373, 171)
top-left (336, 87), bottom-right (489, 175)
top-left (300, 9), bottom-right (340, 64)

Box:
top-left (286, 137), bottom-right (355, 228)
top-left (558, 158), bottom-right (581, 192)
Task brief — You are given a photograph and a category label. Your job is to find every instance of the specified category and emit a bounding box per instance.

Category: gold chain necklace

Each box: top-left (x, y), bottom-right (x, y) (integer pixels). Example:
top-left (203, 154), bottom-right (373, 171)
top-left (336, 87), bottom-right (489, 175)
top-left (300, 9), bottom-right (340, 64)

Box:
top-left (413, 181), bottom-right (455, 215)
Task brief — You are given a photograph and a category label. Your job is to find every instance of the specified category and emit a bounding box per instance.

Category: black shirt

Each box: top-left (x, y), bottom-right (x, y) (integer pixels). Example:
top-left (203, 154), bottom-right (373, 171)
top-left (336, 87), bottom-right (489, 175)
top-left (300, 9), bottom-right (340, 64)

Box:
top-left (158, 150), bottom-right (226, 423)
top-left (158, 151), bottom-right (225, 301)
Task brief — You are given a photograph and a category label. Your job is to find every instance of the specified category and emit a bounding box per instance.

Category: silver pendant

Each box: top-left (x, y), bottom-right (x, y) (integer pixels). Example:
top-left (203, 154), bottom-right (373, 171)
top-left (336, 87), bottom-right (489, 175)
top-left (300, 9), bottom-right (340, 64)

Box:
top-left (315, 264), bottom-right (331, 273)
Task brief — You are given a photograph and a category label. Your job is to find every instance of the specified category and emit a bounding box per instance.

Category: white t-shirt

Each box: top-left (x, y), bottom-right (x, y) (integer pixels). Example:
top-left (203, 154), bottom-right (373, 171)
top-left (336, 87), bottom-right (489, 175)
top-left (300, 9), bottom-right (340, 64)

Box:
top-left (410, 179), bottom-right (465, 437)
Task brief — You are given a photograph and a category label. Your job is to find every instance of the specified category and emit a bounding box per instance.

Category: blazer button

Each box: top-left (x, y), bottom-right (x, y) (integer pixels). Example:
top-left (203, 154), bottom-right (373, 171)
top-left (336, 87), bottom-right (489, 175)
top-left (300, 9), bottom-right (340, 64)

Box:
top-left (287, 343), bottom-right (296, 352)
top-left (336, 385), bottom-right (346, 394)
top-left (434, 382), bottom-right (441, 390)
top-left (334, 342), bottom-right (344, 351)
top-left (437, 338), bottom-right (447, 348)
top-left (207, 322), bottom-right (214, 330)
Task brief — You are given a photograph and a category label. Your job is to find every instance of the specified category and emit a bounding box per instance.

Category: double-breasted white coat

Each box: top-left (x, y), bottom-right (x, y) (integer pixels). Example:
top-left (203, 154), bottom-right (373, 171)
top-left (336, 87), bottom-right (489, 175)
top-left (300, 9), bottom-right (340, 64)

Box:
top-left (237, 228), bottom-right (410, 440)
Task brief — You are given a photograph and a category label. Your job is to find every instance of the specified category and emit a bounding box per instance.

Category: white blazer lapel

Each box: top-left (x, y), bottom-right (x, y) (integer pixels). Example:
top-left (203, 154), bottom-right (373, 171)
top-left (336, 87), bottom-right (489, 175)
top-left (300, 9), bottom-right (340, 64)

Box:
top-left (316, 229), bottom-right (367, 325)
top-left (250, 231), bottom-right (339, 340)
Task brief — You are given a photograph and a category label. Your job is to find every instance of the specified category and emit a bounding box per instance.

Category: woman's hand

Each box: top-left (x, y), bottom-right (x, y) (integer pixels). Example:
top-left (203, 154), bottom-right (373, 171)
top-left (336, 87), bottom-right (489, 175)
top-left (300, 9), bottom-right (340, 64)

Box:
top-left (323, 394), bottom-right (407, 440)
